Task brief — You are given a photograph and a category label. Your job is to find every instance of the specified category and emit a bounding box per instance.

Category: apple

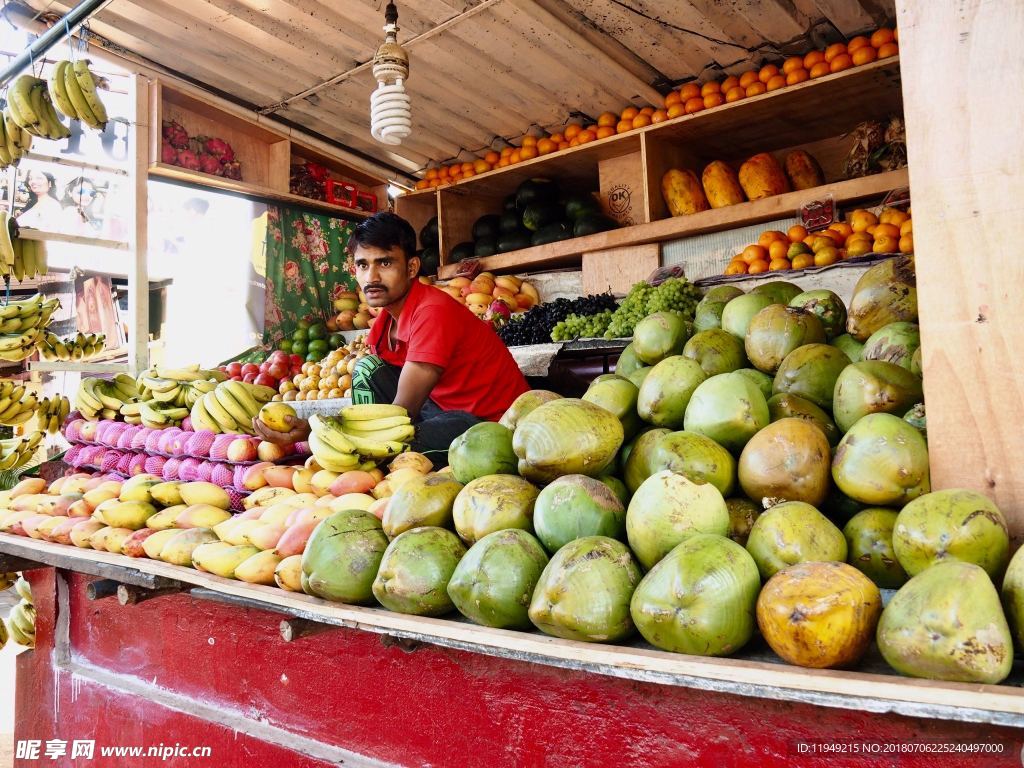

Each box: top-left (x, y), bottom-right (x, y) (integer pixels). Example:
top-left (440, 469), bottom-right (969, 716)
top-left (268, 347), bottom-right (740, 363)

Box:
top-left (267, 362), bottom-right (288, 380)
top-left (289, 354), bottom-right (303, 368)
top-left (269, 351), bottom-right (289, 364)
top-left (227, 437), bottom-right (258, 462)
top-left (226, 362), bottom-right (242, 377)
top-left (231, 375), bottom-right (243, 382)
top-left (254, 373), bottom-right (277, 388)
top-left (241, 363), bottom-right (260, 377)
top-left (243, 372), bottom-right (257, 384)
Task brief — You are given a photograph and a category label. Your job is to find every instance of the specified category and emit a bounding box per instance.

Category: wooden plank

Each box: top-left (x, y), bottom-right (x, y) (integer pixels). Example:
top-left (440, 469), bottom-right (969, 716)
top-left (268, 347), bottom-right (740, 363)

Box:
top-left (583, 244), bottom-right (661, 295)
top-left (438, 168), bottom-right (908, 278)
top-left (598, 150), bottom-right (647, 227)
top-left (267, 140), bottom-right (292, 195)
top-left (394, 193), bottom-right (441, 255)
top-left (16, 230), bottom-right (128, 251)
top-left (438, 188), bottom-right (503, 265)
top-left (640, 134), bottom-right (703, 224)
top-left (129, 74), bottom-right (151, 376)
top-left (3, 531), bottom-right (1024, 725)
top-left (897, 0), bottom-right (1024, 542)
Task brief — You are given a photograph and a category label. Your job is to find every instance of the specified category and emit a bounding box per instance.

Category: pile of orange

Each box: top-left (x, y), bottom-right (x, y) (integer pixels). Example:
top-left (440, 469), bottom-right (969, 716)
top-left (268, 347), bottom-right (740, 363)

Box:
top-left (412, 26), bottom-right (898, 192)
top-left (723, 205), bottom-right (912, 276)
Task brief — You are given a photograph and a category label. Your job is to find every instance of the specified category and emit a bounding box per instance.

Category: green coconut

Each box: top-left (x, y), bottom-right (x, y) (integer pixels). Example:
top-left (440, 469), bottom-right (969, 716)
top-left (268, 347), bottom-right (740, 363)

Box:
top-left (625, 470), bottom-right (730, 570)
top-left (878, 561), bottom-right (1012, 684)
top-left (499, 389), bottom-right (562, 431)
top-left (528, 536), bottom-right (641, 642)
top-left (681, 329), bottom-right (748, 376)
top-left (789, 289), bottom-right (847, 339)
top-left (862, 321), bottom-right (921, 371)
top-left (683, 371), bottom-right (769, 453)
top-left (832, 360), bottom-right (923, 434)
top-left (636, 355), bottom-right (707, 429)
top-left (732, 368), bottom-right (773, 401)
top-left (633, 312), bottom-right (692, 365)
top-left (843, 508), bottom-right (908, 589)
top-left (721, 292), bottom-right (776, 339)
top-left (694, 300), bottom-right (727, 332)
top-left (626, 366), bottom-right (651, 388)
top-left (903, 403), bottom-right (926, 436)
top-left (614, 342), bottom-right (644, 377)
top-left (1001, 546), bottom-right (1024, 649)
top-left (767, 393), bottom-right (841, 446)
top-left (746, 501), bottom-right (847, 580)
top-left (447, 529), bottom-right (549, 629)
top-left (910, 346), bottom-right (922, 377)
top-left (772, 343), bottom-right (850, 410)
top-left (702, 285), bottom-right (745, 304)
top-left (372, 526), bottom-right (467, 616)
top-left (832, 413), bottom-right (930, 506)
top-left (448, 422), bottom-right (517, 485)
top-left (631, 533), bottom-right (760, 655)
top-left (623, 427), bottom-right (671, 494)
top-left (534, 474), bottom-right (626, 553)
top-left (301, 510), bottom-right (389, 604)
top-left (726, 497), bottom-right (762, 547)
top-left (649, 431), bottom-right (737, 497)
top-left (738, 418), bottom-right (832, 508)
top-left (831, 334), bottom-right (864, 362)
top-left (847, 255), bottom-right (918, 342)
top-left (893, 489), bottom-right (1009, 579)
top-left (750, 280), bottom-right (803, 305)
top-left (598, 475), bottom-right (630, 506)
top-left (745, 305), bottom-right (827, 374)
top-left (583, 375), bottom-right (641, 441)
top-left (382, 473), bottom-right (464, 538)
top-left (513, 398), bottom-right (623, 484)
top-left (453, 474), bottom-right (539, 544)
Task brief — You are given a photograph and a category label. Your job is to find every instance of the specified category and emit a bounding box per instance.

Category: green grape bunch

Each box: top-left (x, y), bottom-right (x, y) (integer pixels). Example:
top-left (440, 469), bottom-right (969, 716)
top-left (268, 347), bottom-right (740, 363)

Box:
top-left (604, 277), bottom-right (702, 338)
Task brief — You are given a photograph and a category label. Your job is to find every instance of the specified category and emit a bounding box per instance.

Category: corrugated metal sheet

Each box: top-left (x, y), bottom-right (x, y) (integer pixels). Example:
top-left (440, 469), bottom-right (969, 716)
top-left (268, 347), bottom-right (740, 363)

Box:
top-left (9, 0), bottom-right (893, 179)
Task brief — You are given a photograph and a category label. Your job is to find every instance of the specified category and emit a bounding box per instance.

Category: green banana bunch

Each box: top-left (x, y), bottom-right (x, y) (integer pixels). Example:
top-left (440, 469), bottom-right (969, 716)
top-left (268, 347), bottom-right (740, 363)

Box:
top-left (0, 429), bottom-right (43, 471)
top-left (49, 59), bottom-right (107, 131)
top-left (36, 394), bottom-right (70, 433)
top-left (39, 330), bottom-right (102, 362)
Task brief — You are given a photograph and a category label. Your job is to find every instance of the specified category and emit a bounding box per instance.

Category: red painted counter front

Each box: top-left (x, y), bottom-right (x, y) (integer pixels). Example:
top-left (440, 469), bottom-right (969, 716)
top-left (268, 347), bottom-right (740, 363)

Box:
top-left (14, 569), bottom-right (1024, 767)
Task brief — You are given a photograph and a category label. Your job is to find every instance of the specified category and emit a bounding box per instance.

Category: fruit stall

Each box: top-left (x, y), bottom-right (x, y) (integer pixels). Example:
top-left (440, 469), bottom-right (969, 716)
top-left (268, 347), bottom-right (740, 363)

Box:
top-left (0, 0), bottom-right (1021, 766)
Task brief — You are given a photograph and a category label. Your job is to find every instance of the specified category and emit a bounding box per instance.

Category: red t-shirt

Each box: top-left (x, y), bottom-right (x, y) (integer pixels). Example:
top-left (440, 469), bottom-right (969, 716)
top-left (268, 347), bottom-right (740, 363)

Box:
top-left (366, 280), bottom-right (529, 421)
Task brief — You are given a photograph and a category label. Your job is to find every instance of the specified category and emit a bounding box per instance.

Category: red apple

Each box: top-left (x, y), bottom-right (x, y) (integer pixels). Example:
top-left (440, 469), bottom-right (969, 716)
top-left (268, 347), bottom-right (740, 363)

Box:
top-left (267, 363), bottom-right (288, 380)
top-left (241, 363), bottom-right (260, 377)
top-left (289, 354), bottom-right (303, 368)
top-left (270, 351), bottom-right (289, 364)
top-left (231, 375), bottom-right (243, 382)
top-left (226, 437), bottom-right (258, 462)
top-left (254, 373), bottom-right (277, 388)
top-left (226, 362), bottom-right (243, 377)
top-left (243, 372), bottom-right (257, 384)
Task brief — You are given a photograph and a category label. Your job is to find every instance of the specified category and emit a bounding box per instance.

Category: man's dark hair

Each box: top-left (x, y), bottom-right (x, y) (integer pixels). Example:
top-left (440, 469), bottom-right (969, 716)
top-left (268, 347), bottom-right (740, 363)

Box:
top-left (348, 211), bottom-right (417, 259)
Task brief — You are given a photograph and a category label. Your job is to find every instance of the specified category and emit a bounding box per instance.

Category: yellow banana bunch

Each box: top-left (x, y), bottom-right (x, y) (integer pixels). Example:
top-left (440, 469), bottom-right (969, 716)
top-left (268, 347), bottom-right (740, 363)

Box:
top-left (0, 292), bottom-right (57, 361)
top-left (0, 429), bottom-right (43, 471)
top-left (190, 380), bottom-right (276, 435)
top-left (308, 407), bottom-right (411, 469)
top-left (75, 375), bottom-right (137, 421)
top-left (7, 597), bottom-right (35, 648)
top-left (0, 381), bottom-right (38, 427)
top-left (6, 74), bottom-right (70, 140)
top-left (0, 108), bottom-right (32, 169)
top-left (36, 394), bottom-right (70, 433)
top-left (38, 330), bottom-right (98, 362)
top-left (48, 59), bottom-right (107, 131)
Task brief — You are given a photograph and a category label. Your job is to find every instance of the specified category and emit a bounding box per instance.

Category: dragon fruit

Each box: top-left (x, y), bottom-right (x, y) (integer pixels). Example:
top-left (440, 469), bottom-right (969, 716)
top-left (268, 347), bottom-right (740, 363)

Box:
top-left (176, 148), bottom-right (201, 171)
top-left (161, 140), bottom-right (178, 164)
top-left (222, 161), bottom-right (242, 181)
top-left (204, 137), bottom-right (235, 163)
top-left (198, 153), bottom-right (224, 176)
top-left (162, 120), bottom-right (190, 149)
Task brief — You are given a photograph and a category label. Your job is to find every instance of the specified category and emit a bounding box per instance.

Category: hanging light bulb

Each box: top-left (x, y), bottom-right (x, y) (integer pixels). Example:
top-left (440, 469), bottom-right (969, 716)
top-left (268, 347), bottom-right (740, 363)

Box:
top-left (370, 2), bottom-right (411, 146)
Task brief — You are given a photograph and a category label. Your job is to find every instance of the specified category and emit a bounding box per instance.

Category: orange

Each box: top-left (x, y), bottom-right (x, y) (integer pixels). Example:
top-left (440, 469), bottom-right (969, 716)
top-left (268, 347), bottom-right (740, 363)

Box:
top-left (870, 28), bottom-right (895, 48)
top-left (877, 42), bottom-right (898, 58)
top-left (851, 46), bottom-right (878, 66)
top-left (873, 235), bottom-right (899, 253)
top-left (703, 93), bottom-right (725, 108)
top-left (577, 129), bottom-right (597, 144)
top-left (667, 104), bottom-right (686, 119)
top-left (564, 124), bottom-right (582, 140)
top-left (679, 83), bottom-right (701, 100)
top-left (685, 97), bottom-right (705, 114)
top-left (473, 159), bottom-right (490, 173)
top-left (791, 253), bottom-right (814, 270)
top-left (866, 224), bottom-right (877, 236)
top-left (595, 125), bottom-right (616, 139)
top-left (496, 158), bottom-right (510, 168)
top-left (429, 178), bottom-right (441, 188)
top-left (632, 114), bottom-right (652, 128)
top-left (879, 207), bottom-right (909, 226)
top-left (557, 142), bottom-right (570, 151)
top-left (787, 224), bottom-right (808, 242)
top-left (899, 234), bottom-right (914, 253)
top-left (786, 68), bottom-right (810, 85)
top-left (830, 54), bottom-right (854, 73)
top-left (620, 107), bottom-right (639, 121)
top-left (724, 260), bottom-right (748, 276)
top-left (769, 258), bottom-right (791, 271)
top-left (438, 165), bottom-right (451, 177)
top-left (549, 133), bottom-right (564, 144)
top-left (461, 161), bottom-right (474, 173)
top-left (766, 75), bottom-right (786, 91)
top-left (616, 120), bottom-right (634, 134)
top-left (640, 106), bottom-right (655, 116)
top-left (741, 244), bottom-right (769, 264)
top-left (598, 111), bottom-right (618, 127)
top-left (747, 259), bottom-right (770, 274)
top-left (650, 109), bottom-right (668, 124)
top-left (721, 75), bottom-right (740, 93)
top-left (701, 81), bottom-right (721, 97)
top-left (847, 36), bottom-right (871, 53)
top-left (738, 70), bottom-right (759, 88)
top-left (415, 179), bottom-right (429, 190)
top-left (811, 234), bottom-right (837, 252)
top-left (814, 248), bottom-right (839, 267)
top-left (758, 230), bottom-right (788, 248)
top-left (745, 82), bottom-right (767, 96)
top-left (758, 64), bottom-right (780, 83)
top-left (899, 219), bottom-right (913, 236)
top-left (824, 43), bottom-right (847, 62)
top-left (725, 86), bottom-right (746, 102)
top-left (664, 91), bottom-right (682, 109)
top-left (510, 149), bottom-right (522, 164)
top-left (873, 223), bottom-right (900, 239)
top-left (568, 138), bottom-right (580, 148)
top-left (768, 240), bottom-right (789, 260)
top-left (850, 209), bottom-right (878, 232)
top-left (829, 221), bottom-right (853, 239)
top-left (500, 147), bottom-right (513, 159)
top-left (803, 50), bottom-right (826, 69)
top-left (519, 146), bottom-right (538, 160)
top-left (462, 169), bottom-right (475, 178)
top-left (536, 138), bottom-right (557, 155)
top-left (845, 239), bottom-right (872, 258)
top-left (782, 56), bottom-right (804, 74)
top-left (809, 62), bottom-right (831, 79)
top-left (521, 136), bottom-right (537, 148)
top-left (425, 168), bottom-right (439, 180)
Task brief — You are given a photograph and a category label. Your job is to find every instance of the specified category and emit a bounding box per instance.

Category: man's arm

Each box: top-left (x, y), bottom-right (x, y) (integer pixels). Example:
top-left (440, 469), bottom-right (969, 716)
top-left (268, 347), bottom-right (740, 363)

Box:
top-left (393, 360), bottom-right (443, 420)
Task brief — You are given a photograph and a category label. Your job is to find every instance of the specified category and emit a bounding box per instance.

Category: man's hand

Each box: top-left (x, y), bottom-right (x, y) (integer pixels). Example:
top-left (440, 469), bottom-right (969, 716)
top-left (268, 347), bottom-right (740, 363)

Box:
top-left (252, 414), bottom-right (311, 445)
top-left (393, 361), bottom-right (443, 420)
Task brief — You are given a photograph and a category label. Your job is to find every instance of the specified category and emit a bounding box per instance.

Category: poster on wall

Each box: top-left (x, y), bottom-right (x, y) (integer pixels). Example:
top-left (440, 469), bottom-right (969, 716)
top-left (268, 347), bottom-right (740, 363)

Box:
top-left (73, 272), bottom-right (124, 346)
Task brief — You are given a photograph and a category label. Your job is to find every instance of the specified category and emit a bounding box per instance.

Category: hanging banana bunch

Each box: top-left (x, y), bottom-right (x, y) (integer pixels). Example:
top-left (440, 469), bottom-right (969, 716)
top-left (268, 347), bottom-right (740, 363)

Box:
top-left (0, 293), bottom-right (58, 362)
top-left (48, 60), bottom-right (108, 131)
top-left (36, 394), bottom-right (69, 433)
top-left (6, 74), bottom-right (71, 140)
top-left (38, 331), bottom-right (103, 362)
top-left (0, 379), bottom-right (38, 427)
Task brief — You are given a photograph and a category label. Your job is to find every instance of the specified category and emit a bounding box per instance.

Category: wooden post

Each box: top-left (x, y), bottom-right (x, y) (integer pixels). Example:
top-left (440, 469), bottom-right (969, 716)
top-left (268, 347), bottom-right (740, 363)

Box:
top-left (127, 73), bottom-right (150, 375)
top-left (116, 583), bottom-right (185, 606)
top-left (896, 1), bottom-right (1024, 540)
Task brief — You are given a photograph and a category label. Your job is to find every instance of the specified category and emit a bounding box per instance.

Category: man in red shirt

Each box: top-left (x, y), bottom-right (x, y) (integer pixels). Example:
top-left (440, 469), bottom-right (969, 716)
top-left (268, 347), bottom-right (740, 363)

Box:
top-left (347, 212), bottom-right (528, 452)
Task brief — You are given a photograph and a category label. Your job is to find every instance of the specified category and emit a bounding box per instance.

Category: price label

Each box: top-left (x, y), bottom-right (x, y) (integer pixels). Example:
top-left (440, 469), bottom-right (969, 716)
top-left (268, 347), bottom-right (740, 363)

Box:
top-left (452, 258), bottom-right (481, 279)
top-left (800, 195), bottom-right (836, 232)
top-left (646, 264), bottom-right (685, 287)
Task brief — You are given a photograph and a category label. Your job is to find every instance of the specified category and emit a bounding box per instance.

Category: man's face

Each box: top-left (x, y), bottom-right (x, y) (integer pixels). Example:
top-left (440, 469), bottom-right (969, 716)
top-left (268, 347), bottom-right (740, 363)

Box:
top-left (353, 244), bottom-right (420, 308)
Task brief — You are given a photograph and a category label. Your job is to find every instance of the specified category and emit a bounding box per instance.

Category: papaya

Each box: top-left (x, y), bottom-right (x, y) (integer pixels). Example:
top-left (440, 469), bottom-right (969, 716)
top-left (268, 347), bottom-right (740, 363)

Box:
top-left (783, 150), bottom-right (825, 191)
top-left (662, 169), bottom-right (710, 217)
top-left (701, 161), bottom-right (745, 208)
top-left (738, 153), bottom-right (791, 200)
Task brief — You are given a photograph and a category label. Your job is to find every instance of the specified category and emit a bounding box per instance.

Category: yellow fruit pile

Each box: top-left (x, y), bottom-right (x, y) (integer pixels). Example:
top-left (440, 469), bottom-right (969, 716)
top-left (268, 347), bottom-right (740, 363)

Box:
top-left (724, 206), bottom-right (912, 275)
top-left (277, 340), bottom-right (368, 402)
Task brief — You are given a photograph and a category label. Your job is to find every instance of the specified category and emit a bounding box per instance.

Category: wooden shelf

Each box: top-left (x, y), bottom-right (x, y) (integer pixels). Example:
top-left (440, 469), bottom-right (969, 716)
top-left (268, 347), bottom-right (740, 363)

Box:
top-left (437, 168), bottom-right (908, 278)
top-left (17, 229), bottom-right (129, 251)
top-left (28, 361), bottom-right (130, 374)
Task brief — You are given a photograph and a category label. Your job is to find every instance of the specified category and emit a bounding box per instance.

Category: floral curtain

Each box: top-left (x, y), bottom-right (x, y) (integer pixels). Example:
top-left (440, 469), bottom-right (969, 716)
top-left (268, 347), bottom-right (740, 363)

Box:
top-left (263, 205), bottom-right (358, 345)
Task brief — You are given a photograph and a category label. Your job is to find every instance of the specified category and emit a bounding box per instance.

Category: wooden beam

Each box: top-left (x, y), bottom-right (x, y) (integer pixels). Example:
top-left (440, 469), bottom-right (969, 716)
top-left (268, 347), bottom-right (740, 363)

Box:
top-left (896, 0), bottom-right (1024, 542)
top-left (127, 73), bottom-right (149, 374)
